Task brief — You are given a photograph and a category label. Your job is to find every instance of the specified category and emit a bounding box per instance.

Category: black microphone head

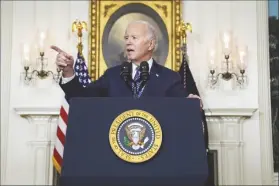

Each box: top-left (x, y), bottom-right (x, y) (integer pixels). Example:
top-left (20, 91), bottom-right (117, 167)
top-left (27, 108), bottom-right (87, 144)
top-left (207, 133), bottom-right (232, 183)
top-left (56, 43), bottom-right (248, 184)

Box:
top-left (139, 61), bottom-right (149, 72)
top-left (120, 61), bottom-right (131, 82)
top-left (121, 61), bottom-right (130, 71)
top-left (139, 61), bottom-right (149, 81)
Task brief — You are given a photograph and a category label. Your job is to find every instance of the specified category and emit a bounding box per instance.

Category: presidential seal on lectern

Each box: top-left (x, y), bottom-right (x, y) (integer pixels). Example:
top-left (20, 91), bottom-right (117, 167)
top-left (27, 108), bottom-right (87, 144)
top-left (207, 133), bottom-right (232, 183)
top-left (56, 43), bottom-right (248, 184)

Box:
top-left (109, 110), bottom-right (162, 163)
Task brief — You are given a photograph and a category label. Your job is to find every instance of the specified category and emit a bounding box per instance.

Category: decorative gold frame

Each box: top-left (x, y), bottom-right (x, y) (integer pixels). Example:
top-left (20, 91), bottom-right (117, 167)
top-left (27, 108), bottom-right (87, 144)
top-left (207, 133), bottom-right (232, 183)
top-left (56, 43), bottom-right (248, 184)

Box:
top-left (89, 0), bottom-right (182, 80)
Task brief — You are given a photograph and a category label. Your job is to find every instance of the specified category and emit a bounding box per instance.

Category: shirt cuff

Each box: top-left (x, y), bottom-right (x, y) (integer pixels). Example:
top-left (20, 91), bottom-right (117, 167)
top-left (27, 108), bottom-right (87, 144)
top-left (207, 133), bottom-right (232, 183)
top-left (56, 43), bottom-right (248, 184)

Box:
top-left (61, 75), bottom-right (75, 84)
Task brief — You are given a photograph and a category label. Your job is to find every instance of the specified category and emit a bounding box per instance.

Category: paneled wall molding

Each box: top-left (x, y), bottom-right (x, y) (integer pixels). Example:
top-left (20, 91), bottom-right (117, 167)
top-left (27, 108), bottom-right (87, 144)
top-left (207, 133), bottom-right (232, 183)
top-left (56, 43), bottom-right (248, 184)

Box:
top-left (205, 108), bottom-right (256, 185)
top-left (1, 1), bottom-right (14, 185)
top-left (29, 141), bottom-right (52, 185)
top-left (14, 106), bottom-right (59, 185)
top-left (14, 106), bottom-right (60, 116)
top-left (205, 108), bottom-right (257, 117)
top-left (256, 0), bottom-right (275, 184)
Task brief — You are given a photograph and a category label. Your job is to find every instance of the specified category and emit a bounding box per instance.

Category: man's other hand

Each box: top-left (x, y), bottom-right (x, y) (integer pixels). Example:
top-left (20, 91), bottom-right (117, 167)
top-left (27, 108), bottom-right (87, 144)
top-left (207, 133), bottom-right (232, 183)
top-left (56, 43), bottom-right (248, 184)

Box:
top-left (187, 94), bottom-right (203, 109)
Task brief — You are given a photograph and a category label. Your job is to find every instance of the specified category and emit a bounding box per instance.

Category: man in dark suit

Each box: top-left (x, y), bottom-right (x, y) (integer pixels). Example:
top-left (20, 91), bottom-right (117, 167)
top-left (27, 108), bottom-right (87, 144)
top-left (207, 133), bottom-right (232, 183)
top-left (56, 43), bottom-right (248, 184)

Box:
top-left (51, 20), bottom-right (201, 102)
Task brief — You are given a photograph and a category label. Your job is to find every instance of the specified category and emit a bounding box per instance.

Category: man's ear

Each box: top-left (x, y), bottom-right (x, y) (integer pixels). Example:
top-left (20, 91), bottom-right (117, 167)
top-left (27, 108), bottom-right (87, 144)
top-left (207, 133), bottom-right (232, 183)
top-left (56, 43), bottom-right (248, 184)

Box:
top-left (148, 40), bottom-right (155, 51)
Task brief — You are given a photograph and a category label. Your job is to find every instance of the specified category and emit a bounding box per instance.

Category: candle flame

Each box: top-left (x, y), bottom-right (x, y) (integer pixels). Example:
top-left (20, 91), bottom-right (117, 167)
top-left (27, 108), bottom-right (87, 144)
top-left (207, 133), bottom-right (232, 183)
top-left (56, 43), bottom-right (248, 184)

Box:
top-left (239, 51), bottom-right (245, 56)
top-left (209, 49), bottom-right (215, 66)
top-left (40, 32), bottom-right (46, 40)
top-left (39, 32), bottom-right (46, 53)
top-left (223, 32), bottom-right (230, 48)
top-left (210, 50), bottom-right (215, 57)
top-left (239, 51), bottom-right (246, 64)
top-left (23, 44), bottom-right (30, 61)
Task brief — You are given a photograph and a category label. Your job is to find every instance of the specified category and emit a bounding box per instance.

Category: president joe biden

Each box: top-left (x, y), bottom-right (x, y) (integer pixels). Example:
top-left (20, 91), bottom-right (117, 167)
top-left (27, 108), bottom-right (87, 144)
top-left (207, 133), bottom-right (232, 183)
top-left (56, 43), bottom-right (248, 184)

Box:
top-left (51, 20), bottom-right (201, 103)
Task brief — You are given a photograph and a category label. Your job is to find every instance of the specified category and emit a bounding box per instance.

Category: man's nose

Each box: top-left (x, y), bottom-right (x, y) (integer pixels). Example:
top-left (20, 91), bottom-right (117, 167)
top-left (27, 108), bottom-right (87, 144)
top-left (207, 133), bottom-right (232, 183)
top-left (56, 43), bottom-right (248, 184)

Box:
top-left (126, 38), bottom-right (132, 45)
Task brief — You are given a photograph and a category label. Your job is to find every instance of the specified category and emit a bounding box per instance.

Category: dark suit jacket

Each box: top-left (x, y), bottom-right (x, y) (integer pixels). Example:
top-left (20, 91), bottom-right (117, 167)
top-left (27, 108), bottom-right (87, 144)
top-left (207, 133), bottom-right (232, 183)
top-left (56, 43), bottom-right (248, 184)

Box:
top-left (60, 61), bottom-right (188, 100)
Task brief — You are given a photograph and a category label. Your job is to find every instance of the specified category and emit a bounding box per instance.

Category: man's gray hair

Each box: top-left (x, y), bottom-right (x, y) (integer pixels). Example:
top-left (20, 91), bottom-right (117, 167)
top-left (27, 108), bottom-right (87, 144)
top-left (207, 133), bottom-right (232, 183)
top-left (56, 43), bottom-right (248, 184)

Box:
top-left (127, 20), bottom-right (158, 51)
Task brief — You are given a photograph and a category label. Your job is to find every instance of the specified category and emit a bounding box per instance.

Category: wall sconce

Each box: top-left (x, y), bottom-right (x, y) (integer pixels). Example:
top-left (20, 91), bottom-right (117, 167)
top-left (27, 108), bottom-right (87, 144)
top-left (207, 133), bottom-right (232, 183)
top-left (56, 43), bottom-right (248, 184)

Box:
top-left (208, 31), bottom-right (247, 88)
top-left (22, 32), bottom-right (61, 84)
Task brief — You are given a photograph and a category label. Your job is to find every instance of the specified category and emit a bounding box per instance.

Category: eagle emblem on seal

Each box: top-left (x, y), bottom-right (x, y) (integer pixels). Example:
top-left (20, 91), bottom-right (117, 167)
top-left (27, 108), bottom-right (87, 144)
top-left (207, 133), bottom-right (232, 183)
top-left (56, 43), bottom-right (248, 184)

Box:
top-left (109, 110), bottom-right (162, 163)
top-left (124, 123), bottom-right (149, 150)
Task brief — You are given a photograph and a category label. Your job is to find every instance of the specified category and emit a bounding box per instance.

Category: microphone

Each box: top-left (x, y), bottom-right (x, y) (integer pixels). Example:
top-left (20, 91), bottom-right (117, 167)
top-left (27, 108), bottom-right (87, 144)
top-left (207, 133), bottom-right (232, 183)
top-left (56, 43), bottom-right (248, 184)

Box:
top-left (120, 61), bottom-right (131, 82)
top-left (139, 61), bottom-right (149, 82)
top-left (137, 61), bottom-right (149, 95)
top-left (120, 61), bottom-right (133, 92)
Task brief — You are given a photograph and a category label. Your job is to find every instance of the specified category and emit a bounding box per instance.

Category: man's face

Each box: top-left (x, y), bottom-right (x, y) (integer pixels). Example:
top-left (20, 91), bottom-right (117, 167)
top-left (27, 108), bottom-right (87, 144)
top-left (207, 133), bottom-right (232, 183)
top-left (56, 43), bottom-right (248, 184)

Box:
top-left (124, 23), bottom-right (154, 63)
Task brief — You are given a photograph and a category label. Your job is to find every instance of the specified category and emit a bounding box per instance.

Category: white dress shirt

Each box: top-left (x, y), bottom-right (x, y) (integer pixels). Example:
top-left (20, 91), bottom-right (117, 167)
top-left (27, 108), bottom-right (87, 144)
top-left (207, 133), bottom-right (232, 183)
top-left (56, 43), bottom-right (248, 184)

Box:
top-left (61, 58), bottom-right (153, 84)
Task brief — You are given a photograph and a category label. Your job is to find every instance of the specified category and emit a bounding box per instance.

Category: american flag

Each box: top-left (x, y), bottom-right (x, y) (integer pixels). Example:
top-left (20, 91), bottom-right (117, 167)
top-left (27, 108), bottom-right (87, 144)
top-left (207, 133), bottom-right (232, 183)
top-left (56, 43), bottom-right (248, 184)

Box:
top-left (52, 52), bottom-right (91, 174)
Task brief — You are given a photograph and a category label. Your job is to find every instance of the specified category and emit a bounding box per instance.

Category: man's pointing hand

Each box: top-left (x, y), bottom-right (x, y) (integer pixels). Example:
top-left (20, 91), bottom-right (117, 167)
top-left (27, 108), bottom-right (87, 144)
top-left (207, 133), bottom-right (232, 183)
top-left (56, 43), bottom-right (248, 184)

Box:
top-left (51, 45), bottom-right (74, 78)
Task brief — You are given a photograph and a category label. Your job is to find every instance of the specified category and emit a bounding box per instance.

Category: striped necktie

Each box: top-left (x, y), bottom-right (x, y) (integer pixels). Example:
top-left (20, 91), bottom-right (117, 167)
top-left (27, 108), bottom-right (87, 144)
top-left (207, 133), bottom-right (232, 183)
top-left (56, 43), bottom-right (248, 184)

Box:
top-left (132, 67), bottom-right (141, 98)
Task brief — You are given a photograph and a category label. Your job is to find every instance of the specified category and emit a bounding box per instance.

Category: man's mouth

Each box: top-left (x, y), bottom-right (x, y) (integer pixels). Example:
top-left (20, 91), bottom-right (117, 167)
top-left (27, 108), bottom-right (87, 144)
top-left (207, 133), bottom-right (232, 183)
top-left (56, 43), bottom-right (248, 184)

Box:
top-left (127, 49), bottom-right (134, 52)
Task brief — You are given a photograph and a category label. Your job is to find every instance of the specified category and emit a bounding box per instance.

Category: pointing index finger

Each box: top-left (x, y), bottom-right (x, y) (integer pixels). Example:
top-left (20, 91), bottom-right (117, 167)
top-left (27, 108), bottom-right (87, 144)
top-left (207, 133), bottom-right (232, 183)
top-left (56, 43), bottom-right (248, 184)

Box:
top-left (50, 45), bottom-right (65, 54)
top-left (51, 45), bottom-right (72, 59)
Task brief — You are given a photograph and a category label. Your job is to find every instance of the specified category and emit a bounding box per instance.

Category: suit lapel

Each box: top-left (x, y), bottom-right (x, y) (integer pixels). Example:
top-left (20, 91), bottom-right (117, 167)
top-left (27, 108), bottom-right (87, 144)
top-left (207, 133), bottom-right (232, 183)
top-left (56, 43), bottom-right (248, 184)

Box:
top-left (141, 60), bottom-right (162, 97)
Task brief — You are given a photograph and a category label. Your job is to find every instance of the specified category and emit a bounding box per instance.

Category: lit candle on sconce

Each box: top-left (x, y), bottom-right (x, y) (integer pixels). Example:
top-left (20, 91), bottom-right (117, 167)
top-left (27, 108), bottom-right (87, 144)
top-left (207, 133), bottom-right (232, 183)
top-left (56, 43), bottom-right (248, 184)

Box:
top-left (39, 32), bottom-right (46, 54)
top-left (239, 51), bottom-right (245, 69)
top-left (209, 49), bottom-right (216, 70)
top-left (222, 32), bottom-right (231, 56)
top-left (21, 30), bottom-right (62, 85)
top-left (223, 33), bottom-right (230, 48)
top-left (238, 46), bottom-right (248, 70)
top-left (208, 32), bottom-right (247, 88)
top-left (23, 43), bottom-right (31, 67)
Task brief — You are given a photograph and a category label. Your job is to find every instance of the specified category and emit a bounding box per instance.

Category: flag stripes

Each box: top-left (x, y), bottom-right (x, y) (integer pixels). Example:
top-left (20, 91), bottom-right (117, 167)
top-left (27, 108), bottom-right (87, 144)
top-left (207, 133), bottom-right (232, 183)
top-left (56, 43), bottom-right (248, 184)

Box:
top-left (53, 98), bottom-right (69, 174)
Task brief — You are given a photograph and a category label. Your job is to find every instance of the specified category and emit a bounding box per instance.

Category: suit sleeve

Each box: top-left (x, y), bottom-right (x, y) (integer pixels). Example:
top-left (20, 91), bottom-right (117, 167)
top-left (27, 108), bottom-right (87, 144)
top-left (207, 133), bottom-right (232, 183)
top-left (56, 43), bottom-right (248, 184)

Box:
top-left (166, 72), bottom-right (189, 97)
top-left (59, 70), bottom-right (109, 100)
